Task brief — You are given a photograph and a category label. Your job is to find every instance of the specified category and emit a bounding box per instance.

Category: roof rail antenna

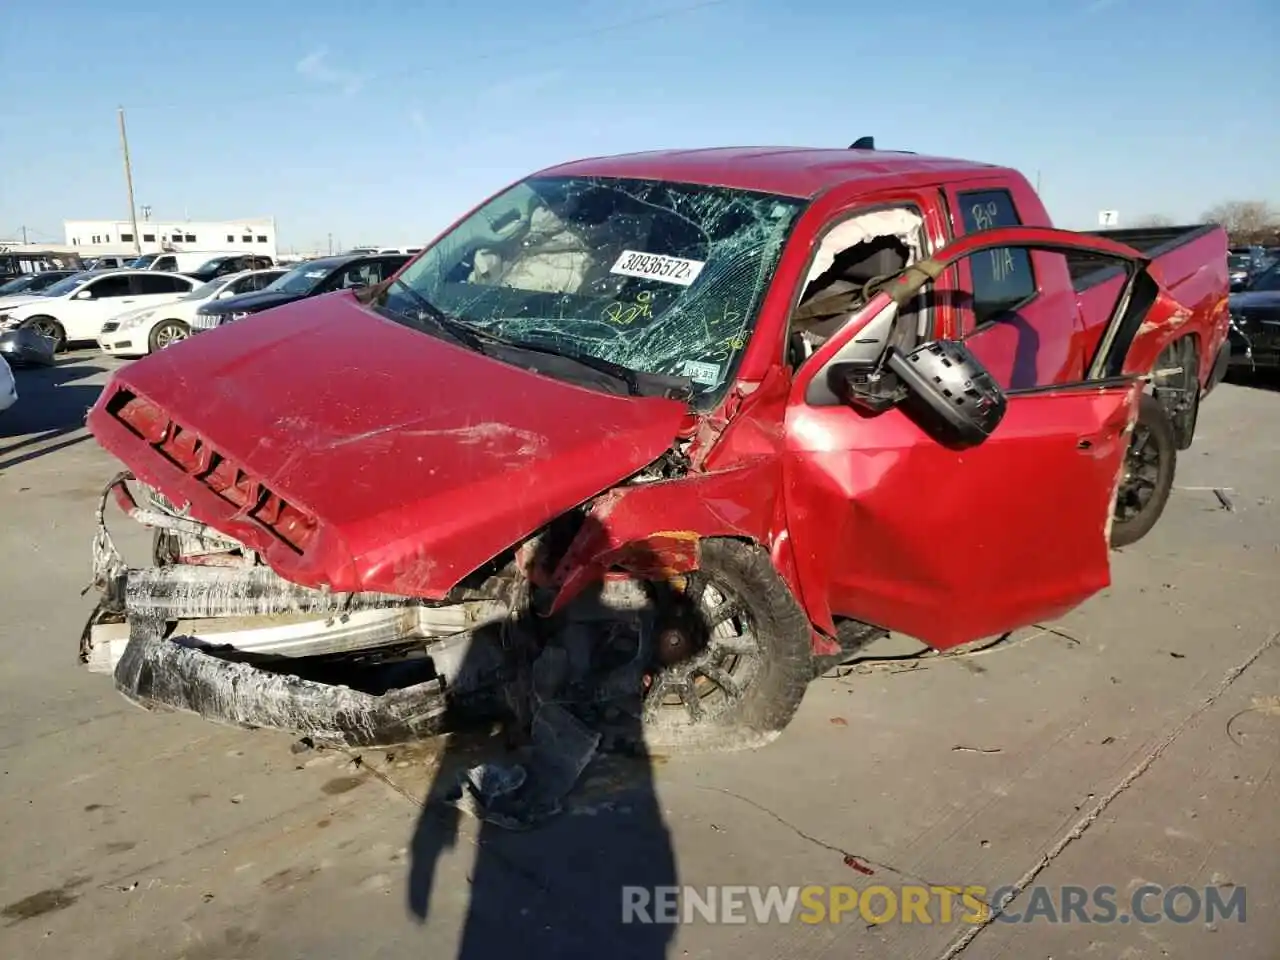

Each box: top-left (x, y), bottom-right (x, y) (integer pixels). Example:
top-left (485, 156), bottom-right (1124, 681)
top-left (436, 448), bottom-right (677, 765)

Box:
top-left (849, 136), bottom-right (875, 150)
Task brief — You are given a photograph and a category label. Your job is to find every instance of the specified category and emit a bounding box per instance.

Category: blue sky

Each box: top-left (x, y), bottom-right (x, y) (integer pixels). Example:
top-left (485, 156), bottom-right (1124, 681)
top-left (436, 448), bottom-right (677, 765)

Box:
top-left (1, 0), bottom-right (1275, 251)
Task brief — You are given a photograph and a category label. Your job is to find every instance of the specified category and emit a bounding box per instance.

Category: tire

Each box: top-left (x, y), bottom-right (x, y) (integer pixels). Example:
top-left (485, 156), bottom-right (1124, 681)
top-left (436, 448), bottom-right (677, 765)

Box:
top-left (1152, 337), bottom-right (1199, 451)
top-left (22, 316), bottom-right (66, 353)
top-left (148, 319), bottom-right (190, 352)
top-left (1109, 393), bottom-right (1176, 548)
top-left (638, 538), bottom-right (814, 750)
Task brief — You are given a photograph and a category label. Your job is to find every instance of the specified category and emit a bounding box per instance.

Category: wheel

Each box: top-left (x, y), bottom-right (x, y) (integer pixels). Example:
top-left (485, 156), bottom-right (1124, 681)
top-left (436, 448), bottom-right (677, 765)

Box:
top-left (638, 538), bottom-right (814, 750)
top-left (148, 319), bottom-right (190, 352)
top-left (22, 316), bottom-right (66, 352)
top-left (1110, 393), bottom-right (1176, 548)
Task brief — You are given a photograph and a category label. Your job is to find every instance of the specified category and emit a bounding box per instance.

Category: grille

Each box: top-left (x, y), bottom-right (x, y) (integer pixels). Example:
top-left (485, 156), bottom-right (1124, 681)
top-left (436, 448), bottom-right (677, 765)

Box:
top-left (104, 388), bottom-right (318, 554)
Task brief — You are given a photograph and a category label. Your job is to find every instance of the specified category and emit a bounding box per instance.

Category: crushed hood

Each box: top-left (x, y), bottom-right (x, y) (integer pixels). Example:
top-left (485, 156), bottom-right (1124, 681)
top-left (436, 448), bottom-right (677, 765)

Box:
top-left (88, 293), bottom-right (689, 597)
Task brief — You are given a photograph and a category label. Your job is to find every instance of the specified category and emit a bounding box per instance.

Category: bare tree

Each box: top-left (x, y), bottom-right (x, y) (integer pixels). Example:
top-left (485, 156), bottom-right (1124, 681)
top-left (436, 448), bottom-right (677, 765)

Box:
top-left (1201, 200), bottom-right (1280, 245)
top-left (1131, 214), bottom-right (1176, 228)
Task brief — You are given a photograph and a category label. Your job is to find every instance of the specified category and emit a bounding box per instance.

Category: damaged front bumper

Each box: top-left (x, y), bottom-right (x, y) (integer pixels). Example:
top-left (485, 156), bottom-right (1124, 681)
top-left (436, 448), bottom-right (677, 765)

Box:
top-left (82, 473), bottom-right (514, 746)
top-left (112, 618), bottom-right (456, 747)
top-left (82, 474), bottom-right (651, 748)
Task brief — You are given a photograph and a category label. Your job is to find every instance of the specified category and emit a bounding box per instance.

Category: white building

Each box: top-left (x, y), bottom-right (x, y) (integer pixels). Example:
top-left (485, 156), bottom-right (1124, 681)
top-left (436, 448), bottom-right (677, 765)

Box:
top-left (63, 217), bottom-right (278, 258)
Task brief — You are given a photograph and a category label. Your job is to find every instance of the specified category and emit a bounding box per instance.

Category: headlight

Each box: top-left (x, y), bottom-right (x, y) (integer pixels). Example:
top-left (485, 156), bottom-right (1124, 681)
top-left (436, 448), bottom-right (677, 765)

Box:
top-left (117, 310), bottom-right (155, 330)
top-left (0, 314), bottom-right (18, 328)
top-left (227, 311), bottom-right (250, 322)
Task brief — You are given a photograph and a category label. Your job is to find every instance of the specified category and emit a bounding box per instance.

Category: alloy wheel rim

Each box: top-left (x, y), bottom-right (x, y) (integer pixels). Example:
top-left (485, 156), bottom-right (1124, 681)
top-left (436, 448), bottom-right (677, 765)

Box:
top-left (643, 570), bottom-right (763, 726)
top-left (1115, 424), bottom-right (1161, 523)
top-left (156, 325), bottom-right (187, 348)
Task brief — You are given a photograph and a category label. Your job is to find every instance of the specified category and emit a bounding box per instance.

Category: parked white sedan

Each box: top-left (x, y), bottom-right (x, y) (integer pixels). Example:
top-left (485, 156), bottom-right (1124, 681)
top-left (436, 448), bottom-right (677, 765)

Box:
top-left (98, 267), bottom-right (287, 357)
top-left (0, 270), bottom-right (200, 352)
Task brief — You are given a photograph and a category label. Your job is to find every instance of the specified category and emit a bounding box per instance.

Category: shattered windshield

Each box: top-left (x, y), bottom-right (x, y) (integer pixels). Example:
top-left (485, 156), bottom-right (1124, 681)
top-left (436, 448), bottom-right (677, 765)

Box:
top-left (381, 176), bottom-right (805, 399)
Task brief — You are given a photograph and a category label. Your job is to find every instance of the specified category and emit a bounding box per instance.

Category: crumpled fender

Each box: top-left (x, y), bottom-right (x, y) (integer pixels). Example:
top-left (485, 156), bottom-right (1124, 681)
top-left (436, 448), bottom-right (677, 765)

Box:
top-left (544, 460), bottom-right (837, 655)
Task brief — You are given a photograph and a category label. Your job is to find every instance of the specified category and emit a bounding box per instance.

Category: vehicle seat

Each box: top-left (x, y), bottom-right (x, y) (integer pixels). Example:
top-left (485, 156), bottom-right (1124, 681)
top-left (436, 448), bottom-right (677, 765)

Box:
top-left (790, 237), bottom-right (910, 365)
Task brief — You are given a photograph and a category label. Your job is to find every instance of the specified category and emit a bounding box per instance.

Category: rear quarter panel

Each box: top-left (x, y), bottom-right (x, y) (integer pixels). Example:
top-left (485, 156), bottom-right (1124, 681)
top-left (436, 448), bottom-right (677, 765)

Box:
top-left (1072, 228), bottom-right (1229, 383)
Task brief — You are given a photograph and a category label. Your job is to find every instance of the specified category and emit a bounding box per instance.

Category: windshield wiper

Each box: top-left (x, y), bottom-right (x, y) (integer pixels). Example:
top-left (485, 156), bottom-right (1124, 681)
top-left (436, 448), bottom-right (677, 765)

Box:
top-left (488, 334), bottom-right (644, 396)
top-left (379, 281), bottom-right (688, 399)
top-left (382, 279), bottom-right (491, 355)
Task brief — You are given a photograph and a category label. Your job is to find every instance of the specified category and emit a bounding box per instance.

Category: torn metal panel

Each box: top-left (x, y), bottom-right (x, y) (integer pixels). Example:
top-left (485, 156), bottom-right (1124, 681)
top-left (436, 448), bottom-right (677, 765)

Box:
top-left (113, 621), bottom-right (456, 747)
top-left (547, 459), bottom-right (786, 615)
top-left (122, 565), bottom-right (417, 619)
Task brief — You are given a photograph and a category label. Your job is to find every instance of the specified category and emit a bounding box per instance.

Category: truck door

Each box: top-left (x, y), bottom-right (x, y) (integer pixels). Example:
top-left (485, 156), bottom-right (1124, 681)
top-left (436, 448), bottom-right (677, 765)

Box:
top-left (783, 226), bottom-right (1166, 649)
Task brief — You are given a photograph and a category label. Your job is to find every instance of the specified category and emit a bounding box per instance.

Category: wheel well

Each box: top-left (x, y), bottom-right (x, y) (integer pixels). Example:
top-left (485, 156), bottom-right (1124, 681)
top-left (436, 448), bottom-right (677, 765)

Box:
top-left (1151, 334), bottom-right (1200, 450)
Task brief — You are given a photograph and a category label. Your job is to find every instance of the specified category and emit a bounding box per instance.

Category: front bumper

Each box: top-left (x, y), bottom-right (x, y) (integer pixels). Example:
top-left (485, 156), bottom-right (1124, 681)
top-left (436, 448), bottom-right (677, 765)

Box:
top-left (1227, 316), bottom-right (1280, 370)
top-left (81, 473), bottom-right (511, 746)
top-left (98, 336), bottom-right (143, 356)
top-left (0, 328), bottom-right (55, 367)
top-left (111, 619), bottom-right (453, 747)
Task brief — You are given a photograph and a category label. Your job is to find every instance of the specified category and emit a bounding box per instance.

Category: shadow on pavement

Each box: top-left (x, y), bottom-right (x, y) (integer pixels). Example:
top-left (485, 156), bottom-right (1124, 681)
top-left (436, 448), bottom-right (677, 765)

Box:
top-left (0, 360), bottom-right (107, 468)
top-left (407, 527), bottom-right (678, 960)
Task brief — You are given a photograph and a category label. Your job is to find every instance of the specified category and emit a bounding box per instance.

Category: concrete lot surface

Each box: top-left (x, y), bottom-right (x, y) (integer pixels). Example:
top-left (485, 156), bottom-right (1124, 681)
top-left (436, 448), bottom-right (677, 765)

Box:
top-left (0, 352), bottom-right (1277, 960)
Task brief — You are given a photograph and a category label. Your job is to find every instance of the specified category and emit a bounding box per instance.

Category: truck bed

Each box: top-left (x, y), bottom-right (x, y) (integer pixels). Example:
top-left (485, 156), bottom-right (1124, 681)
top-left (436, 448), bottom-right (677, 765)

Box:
top-left (1069, 223), bottom-right (1229, 385)
top-left (1070, 224), bottom-right (1222, 290)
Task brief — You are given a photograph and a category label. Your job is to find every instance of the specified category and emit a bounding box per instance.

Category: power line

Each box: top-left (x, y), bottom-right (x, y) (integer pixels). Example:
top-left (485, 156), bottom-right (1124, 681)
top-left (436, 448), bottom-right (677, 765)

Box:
top-left (119, 0), bottom-right (733, 113)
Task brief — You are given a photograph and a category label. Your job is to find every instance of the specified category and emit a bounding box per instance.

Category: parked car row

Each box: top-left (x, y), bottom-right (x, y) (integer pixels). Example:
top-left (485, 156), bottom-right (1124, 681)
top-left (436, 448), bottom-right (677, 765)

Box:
top-left (0, 251), bottom-right (415, 358)
top-left (1228, 245), bottom-right (1280, 292)
top-left (1227, 256), bottom-right (1280, 371)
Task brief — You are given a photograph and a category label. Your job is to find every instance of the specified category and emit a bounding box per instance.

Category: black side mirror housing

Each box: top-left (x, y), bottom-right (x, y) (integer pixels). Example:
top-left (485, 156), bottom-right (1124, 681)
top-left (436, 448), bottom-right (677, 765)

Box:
top-left (886, 339), bottom-right (1008, 449)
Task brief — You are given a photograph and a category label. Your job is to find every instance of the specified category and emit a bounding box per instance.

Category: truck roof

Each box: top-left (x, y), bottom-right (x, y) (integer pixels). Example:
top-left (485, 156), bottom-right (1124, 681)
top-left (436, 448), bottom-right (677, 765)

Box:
top-left (537, 146), bottom-right (1004, 199)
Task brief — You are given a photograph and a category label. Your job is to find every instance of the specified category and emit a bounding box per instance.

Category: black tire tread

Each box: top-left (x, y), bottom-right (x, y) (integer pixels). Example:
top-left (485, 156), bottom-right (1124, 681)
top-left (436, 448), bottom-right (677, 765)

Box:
top-left (1110, 393), bottom-right (1176, 548)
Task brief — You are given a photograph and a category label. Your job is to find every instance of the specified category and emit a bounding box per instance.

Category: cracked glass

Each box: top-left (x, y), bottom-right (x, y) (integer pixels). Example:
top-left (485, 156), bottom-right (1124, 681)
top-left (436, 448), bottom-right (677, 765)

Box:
top-left (385, 176), bottom-right (806, 398)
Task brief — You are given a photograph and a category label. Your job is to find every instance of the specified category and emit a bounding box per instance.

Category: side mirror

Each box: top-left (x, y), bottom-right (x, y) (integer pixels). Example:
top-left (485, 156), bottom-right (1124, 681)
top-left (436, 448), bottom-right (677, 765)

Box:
top-left (886, 339), bottom-right (1007, 449)
top-left (73, 288), bottom-right (94, 300)
top-left (217, 289), bottom-right (237, 299)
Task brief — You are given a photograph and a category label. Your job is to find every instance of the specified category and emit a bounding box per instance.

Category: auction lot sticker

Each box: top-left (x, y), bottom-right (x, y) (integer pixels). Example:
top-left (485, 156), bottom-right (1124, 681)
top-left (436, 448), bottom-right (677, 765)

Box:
top-left (610, 250), bottom-right (705, 286)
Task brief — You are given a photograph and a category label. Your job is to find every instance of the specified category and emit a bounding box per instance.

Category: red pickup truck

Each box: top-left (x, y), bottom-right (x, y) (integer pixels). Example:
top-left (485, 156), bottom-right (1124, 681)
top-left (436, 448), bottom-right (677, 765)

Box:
top-left (81, 143), bottom-right (1230, 751)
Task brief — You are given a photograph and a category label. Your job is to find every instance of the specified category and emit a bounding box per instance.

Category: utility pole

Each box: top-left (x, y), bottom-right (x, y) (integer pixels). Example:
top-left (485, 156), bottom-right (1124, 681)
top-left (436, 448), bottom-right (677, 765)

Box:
top-left (117, 107), bottom-right (142, 256)
top-left (327, 233), bottom-right (333, 255)
top-left (1035, 170), bottom-right (1042, 194)
top-left (21, 226), bottom-right (27, 244)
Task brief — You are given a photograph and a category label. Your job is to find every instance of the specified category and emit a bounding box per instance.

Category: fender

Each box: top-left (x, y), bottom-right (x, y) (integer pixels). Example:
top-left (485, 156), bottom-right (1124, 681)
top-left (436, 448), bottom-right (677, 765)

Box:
top-left (546, 459), bottom-right (837, 654)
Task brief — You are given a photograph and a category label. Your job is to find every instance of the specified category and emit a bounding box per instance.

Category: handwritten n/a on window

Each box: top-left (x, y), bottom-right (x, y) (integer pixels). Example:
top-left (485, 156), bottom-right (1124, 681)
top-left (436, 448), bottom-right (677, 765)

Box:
top-left (970, 201), bottom-right (1017, 284)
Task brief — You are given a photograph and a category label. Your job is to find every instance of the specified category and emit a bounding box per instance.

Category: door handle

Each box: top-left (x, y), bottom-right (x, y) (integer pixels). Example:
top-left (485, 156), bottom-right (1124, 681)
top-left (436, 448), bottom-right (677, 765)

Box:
top-left (1077, 438), bottom-right (1093, 450)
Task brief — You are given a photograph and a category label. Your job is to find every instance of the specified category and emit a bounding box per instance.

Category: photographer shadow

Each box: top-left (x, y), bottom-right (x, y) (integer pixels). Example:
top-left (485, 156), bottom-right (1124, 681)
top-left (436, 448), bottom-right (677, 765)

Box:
top-left (406, 524), bottom-right (679, 960)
